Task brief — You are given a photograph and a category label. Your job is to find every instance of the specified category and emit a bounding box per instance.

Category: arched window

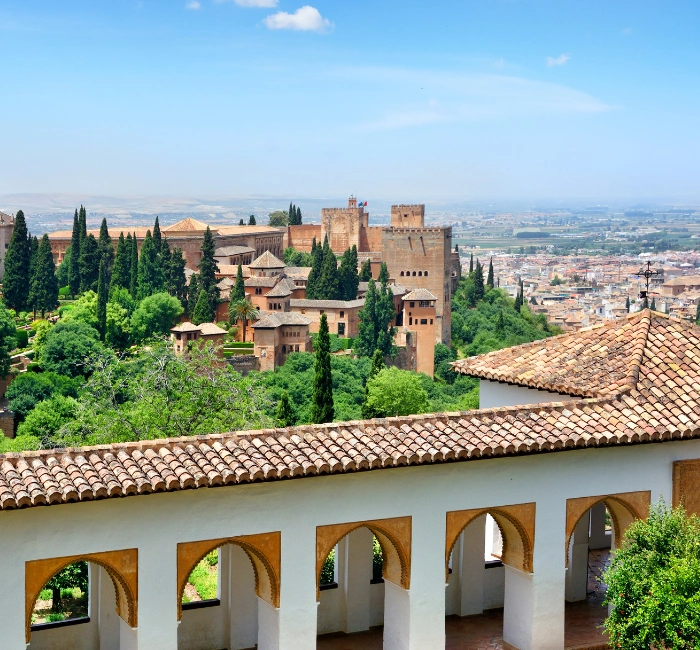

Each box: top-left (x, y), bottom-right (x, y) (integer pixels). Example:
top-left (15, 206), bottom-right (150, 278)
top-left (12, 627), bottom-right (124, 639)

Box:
top-left (424, 271), bottom-right (429, 277)
top-left (412, 271), bottom-right (416, 277)
top-left (400, 271), bottom-right (405, 276)
top-left (418, 271), bottom-right (423, 277)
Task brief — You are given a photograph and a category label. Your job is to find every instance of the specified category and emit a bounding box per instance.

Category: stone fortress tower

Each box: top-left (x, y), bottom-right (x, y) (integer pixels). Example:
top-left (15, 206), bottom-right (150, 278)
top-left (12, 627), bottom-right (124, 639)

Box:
top-left (0, 212), bottom-right (15, 280)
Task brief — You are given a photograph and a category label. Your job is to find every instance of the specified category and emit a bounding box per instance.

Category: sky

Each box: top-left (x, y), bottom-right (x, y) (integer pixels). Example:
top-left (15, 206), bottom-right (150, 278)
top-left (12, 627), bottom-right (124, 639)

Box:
top-left (2, 0), bottom-right (700, 204)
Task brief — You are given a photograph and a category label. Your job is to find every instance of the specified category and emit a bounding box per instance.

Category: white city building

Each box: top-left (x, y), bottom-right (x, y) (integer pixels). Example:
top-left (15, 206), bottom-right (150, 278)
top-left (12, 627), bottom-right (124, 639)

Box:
top-left (2, 310), bottom-right (699, 650)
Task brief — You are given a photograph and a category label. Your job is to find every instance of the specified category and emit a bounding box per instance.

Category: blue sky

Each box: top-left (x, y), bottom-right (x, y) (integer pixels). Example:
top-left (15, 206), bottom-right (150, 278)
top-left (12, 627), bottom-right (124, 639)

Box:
top-left (2, 0), bottom-right (699, 203)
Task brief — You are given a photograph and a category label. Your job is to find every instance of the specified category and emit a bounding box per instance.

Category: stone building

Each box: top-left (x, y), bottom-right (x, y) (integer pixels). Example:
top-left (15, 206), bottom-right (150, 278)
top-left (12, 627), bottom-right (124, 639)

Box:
top-left (170, 321), bottom-right (227, 355)
top-left (48, 218), bottom-right (284, 269)
top-left (252, 312), bottom-right (311, 371)
top-left (401, 288), bottom-right (438, 377)
top-left (285, 198), bottom-right (459, 343)
top-left (289, 298), bottom-right (365, 337)
top-left (4, 311), bottom-right (700, 650)
top-left (0, 211), bottom-right (15, 280)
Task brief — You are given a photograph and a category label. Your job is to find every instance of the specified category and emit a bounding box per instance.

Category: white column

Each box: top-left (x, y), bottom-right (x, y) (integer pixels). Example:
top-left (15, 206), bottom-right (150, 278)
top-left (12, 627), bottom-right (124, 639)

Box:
top-left (383, 509), bottom-right (446, 650)
top-left (228, 545), bottom-right (258, 650)
top-left (0, 555), bottom-right (27, 648)
top-left (565, 514), bottom-right (589, 602)
top-left (136, 544), bottom-right (179, 650)
top-left (502, 503), bottom-right (565, 650)
top-left (342, 527), bottom-right (373, 633)
top-left (98, 565), bottom-right (121, 650)
top-left (459, 514), bottom-right (486, 616)
top-left (588, 502), bottom-right (610, 550)
top-left (261, 525), bottom-right (317, 650)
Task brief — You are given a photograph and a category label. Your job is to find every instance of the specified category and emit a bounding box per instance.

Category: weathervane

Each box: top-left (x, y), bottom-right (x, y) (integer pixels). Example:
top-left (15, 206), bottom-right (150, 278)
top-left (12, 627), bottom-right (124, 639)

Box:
top-left (635, 261), bottom-right (660, 307)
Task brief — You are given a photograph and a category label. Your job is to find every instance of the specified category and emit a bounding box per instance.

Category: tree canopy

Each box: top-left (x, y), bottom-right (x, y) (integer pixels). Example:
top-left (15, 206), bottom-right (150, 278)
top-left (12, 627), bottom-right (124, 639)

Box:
top-left (364, 367), bottom-right (430, 417)
top-left (40, 319), bottom-right (103, 378)
top-left (311, 313), bottom-right (334, 423)
top-left (3, 210), bottom-right (31, 311)
top-left (130, 292), bottom-right (184, 342)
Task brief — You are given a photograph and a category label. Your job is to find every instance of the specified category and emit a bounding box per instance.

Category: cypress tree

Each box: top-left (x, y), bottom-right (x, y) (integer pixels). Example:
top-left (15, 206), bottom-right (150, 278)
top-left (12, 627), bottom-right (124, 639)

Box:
top-left (96, 259), bottom-right (108, 340)
top-left (169, 247), bottom-right (188, 309)
top-left (152, 216), bottom-right (162, 257)
top-left (192, 288), bottom-right (213, 325)
top-left (27, 235), bottom-right (39, 317)
top-left (110, 233), bottom-right (131, 293)
top-left (650, 297), bottom-right (657, 311)
top-left (469, 253), bottom-right (473, 275)
top-left (311, 313), bottom-right (334, 424)
top-left (248, 215), bottom-right (256, 226)
top-left (187, 273), bottom-right (200, 318)
top-left (378, 261), bottom-right (389, 285)
top-left (375, 279), bottom-right (396, 357)
top-left (473, 260), bottom-right (485, 302)
top-left (28, 234), bottom-right (59, 319)
top-left (307, 238), bottom-right (324, 300)
top-left (486, 258), bottom-right (494, 290)
top-left (232, 264), bottom-right (246, 303)
top-left (288, 202), bottom-right (294, 225)
top-left (356, 279), bottom-right (377, 357)
top-left (137, 231), bottom-right (164, 299)
top-left (276, 391), bottom-right (296, 427)
top-left (79, 234), bottom-right (100, 293)
top-left (318, 240), bottom-right (339, 300)
top-left (78, 205), bottom-right (87, 241)
top-left (198, 226), bottom-right (220, 313)
top-left (359, 259), bottom-right (372, 282)
top-left (296, 206), bottom-right (302, 225)
top-left (160, 239), bottom-right (172, 290)
top-left (3, 210), bottom-right (31, 311)
top-left (129, 233), bottom-right (139, 297)
top-left (338, 245), bottom-right (359, 301)
top-left (361, 349), bottom-right (385, 418)
top-left (626, 296), bottom-right (631, 313)
top-left (239, 218), bottom-right (244, 226)
top-left (69, 209), bottom-right (81, 297)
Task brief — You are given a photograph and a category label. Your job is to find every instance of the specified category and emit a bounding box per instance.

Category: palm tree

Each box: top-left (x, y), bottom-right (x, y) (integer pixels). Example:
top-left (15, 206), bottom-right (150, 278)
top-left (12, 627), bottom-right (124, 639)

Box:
top-left (229, 299), bottom-right (260, 342)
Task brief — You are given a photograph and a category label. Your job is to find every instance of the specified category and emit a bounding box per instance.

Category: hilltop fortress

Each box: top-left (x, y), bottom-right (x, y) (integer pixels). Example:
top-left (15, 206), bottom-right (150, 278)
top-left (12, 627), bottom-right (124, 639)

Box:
top-left (287, 198), bottom-right (460, 343)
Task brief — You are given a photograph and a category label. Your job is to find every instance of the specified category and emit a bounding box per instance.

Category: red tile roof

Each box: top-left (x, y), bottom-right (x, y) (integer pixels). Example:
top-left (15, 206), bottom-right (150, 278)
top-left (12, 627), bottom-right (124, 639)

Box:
top-left (0, 311), bottom-right (697, 510)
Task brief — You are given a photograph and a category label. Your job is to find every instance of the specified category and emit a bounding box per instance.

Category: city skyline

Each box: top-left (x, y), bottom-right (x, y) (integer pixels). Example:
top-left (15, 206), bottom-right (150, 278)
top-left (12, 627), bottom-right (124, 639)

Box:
top-left (2, 1), bottom-right (700, 201)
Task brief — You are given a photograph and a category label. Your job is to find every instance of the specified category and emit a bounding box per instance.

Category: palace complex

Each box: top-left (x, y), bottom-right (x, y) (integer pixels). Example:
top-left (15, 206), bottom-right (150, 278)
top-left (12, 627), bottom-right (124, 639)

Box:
top-left (3, 310), bottom-right (700, 650)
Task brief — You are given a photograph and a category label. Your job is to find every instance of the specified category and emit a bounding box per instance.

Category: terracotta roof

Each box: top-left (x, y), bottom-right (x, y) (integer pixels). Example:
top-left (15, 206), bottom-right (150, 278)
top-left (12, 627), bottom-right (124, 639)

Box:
top-left (248, 251), bottom-right (285, 269)
top-left (252, 313), bottom-right (311, 328)
top-left (403, 288), bottom-right (437, 301)
top-left (198, 323), bottom-right (227, 336)
top-left (0, 311), bottom-right (699, 511)
top-left (163, 218), bottom-right (210, 232)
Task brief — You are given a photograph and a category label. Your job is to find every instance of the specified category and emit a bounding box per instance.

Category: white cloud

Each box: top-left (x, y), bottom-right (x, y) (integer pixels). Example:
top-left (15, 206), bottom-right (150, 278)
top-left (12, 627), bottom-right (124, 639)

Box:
top-left (186, 1), bottom-right (201, 9)
top-left (216, 0), bottom-right (279, 6)
top-left (263, 6), bottom-right (333, 33)
top-left (546, 54), bottom-right (570, 67)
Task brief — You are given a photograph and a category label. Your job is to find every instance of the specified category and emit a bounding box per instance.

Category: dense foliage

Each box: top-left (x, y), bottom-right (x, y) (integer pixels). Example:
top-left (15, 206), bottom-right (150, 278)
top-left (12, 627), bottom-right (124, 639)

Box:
top-left (364, 366), bottom-right (429, 417)
top-left (604, 502), bottom-right (700, 649)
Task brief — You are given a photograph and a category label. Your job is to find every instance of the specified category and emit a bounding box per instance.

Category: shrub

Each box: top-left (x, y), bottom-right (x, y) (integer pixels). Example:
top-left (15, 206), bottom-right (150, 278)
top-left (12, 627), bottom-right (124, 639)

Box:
top-left (14, 329), bottom-right (28, 349)
top-left (58, 286), bottom-right (70, 297)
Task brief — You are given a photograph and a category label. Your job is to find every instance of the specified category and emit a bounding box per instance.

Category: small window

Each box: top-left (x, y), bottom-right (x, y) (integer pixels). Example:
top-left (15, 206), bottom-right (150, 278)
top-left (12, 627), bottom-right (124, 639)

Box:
top-left (420, 318), bottom-right (428, 325)
top-left (400, 271), bottom-right (405, 277)
top-left (295, 345), bottom-right (299, 352)
top-left (282, 345), bottom-right (287, 353)
top-left (418, 271), bottom-right (423, 277)
top-left (430, 319), bottom-right (433, 324)
top-left (340, 311), bottom-right (344, 318)
top-left (410, 302), bottom-right (415, 308)
top-left (338, 322), bottom-right (346, 336)
top-left (301, 309), bottom-right (306, 314)
top-left (412, 271), bottom-right (416, 276)
top-left (424, 271), bottom-right (428, 277)
top-left (409, 317), bottom-right (413, 325)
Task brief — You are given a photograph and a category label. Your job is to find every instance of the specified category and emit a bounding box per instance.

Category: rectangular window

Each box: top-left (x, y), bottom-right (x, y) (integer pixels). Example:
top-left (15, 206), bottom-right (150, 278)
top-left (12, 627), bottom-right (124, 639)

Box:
top-left (340, 311), bottom-right (344, 318)
top-left (338, 322), bottom-right (345, 336)
top-left (420, 319), bottom-right (428, 325)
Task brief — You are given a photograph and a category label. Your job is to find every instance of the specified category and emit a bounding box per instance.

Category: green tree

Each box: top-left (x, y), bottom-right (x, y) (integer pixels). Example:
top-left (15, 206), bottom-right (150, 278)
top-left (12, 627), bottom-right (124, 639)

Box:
top-left (78, 205), bottom-right (87, 242)
top-left (650, 297), bottom-right (657, 311)
top-left (69, 209), bottom-right (81, 297)
top-left (29, 234), bottom-right (59, 318)
top-left (15, 394), bottom-right (78, 448)
top-left (96, 259), bottom-right (108, 340)
top-left (3, 209), bottom-right (31, 311)
top-left (168, 247), bottom-right (188, 309)
top-left (192, 289), bottom-right (214, 325)
top-left (473, 259), bottom-right (485, 302)
top-left (65, 290), bottom-right (99, 330)
top-left (27, 235), bottom-right (40, 316)
top-left (0, 301), bottom-right (16, 377)
top-left (378, 261), bottom-right (389, 285)
top-left (276, 391), bottom-right (296, 427)
top-left (105, 299), bottom-right (132, 350)
top-left (306, 237), bottom-right (324, 299)
top-left (231, 264), bottom-right (246, 303)
top-left (469, 253), bottom-right (473, 274)
top-left (311, 313), bottom-right (334, 423)
top-left (627, 296), bottom-right (631, 314)
top-left (129, 232), bottom-right (139, 297)
top-left (283, 247), bottom-right (313, 267)
top-left (198, 226), bottom-right (220, 314)
top-left (434, 343), bottom-right (457, 384)
top-left (56, 245), bottom-right (71, 289)
top-left (295, 206), bottom-right (302, 225)
top-left (355, 278), bottom-right (377, 357)
top-left (361, 349), bottom-right (385, 418)
top-left (604, 501), bottom-right (700, 650)
top-left (318, 238), bottom-right (339, 300)
top-left (239, 218), bottom-right (244, 226)
top-left (136, 231), bottom-right (164, 299)
top-left (364, 367), bottom-right (429, 417)
top-left (130, 292), bottom-right (184, 342)
top-left (187, 273), bottom-right (200, 318)
top-left (46, 561), bottom-right (88, 614)
top-left (41, 320), bottom-right (102, 377)
top-left (268, 211), bottom-right (288, 227)
top-left (375, 279), bottom-right (396, 357)
top-left (79, 233), bottom-right (100, 293)
top-left (486, 258), bottom-right (494, 290)
top-left (7, 372), bottom-right (80, 422)
top-left (98, 217), bottom-right (114, 275)
top-left (248, 214), bottom-right (256, 226)
top-left (338, 245), bottom-right (359, 301)
top-left (110, 232), bottom-right (131, 293)
top-left (152, 216), bottom-right (162, 256)
top-left (228, 299), bottom-right (259, 342)
top-left (359, 259), bottom-right (372, 281)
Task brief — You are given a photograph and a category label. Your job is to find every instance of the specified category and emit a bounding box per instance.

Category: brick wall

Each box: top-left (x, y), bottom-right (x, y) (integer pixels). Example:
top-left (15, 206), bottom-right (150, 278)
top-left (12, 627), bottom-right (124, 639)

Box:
top-left (287, 225), bottom-right (322, 252)
top-left (0, 410), bottom-right (15, 439)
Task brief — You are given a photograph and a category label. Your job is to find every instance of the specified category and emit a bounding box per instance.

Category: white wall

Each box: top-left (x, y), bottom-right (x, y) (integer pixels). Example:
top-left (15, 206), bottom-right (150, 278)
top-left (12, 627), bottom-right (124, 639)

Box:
top-left (479, 379), bottom-right (576, 409)
top-left (8, 436), bottom-right (699, 650)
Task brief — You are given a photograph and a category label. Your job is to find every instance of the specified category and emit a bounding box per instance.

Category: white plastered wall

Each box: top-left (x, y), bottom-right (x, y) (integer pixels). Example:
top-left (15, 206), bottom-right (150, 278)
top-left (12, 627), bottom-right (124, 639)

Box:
top-left (4, 436), bottom-right (698, 650)
top-left (479, 379), bottom-right (576, 409)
